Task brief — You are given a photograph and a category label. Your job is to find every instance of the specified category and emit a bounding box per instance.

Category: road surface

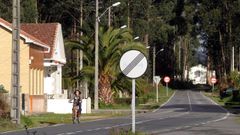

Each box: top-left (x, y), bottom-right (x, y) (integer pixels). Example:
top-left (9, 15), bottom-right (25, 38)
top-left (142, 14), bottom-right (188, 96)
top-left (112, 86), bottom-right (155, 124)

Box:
top-left (2, 90), bottom-right (240, 135)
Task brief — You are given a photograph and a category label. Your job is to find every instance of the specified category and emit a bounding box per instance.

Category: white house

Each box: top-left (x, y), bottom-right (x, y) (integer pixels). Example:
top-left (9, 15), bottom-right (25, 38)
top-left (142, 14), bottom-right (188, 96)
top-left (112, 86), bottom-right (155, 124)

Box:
top-left (21, 23), bottom-right (66, 95)
top-left (189, 64), bottom-right (207, 84)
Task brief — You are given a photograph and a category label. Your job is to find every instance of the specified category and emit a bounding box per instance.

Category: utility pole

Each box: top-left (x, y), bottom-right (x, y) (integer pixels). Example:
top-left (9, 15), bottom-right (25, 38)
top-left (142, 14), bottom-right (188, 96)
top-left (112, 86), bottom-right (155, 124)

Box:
top-left (108, 0), bottom-right (111, 27)
top-left (178, 37), bottom-right (182, 80)
top-left (239, 47), bottom-right (240, 71)
top-left (153, 46), bottom-right (156, 86)
top-left (11, 0), bottom-right (21, 124)
top-left (94, 0), bottom-right (99, 110)
top-left (127, 1), bottom-right (130, 28)
top-left (80, 0), bottom-right (85, 96)
top-left (231, 46), bottom-right (235, 72)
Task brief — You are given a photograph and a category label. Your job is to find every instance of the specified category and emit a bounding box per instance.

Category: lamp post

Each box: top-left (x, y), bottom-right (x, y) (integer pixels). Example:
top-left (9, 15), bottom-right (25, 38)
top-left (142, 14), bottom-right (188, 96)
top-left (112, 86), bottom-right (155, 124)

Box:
top-left (134, 36), bottom-right (139, 40)
top-left (94, 1), bottom-right (121, 110)
top-left (147, 46), bottom-right (164, 85)
top-left (94, 0), bottom-right (99, 110)
top-left (108, 2), bottom-right (121, 27)
top-left (120, 25), bottom-right (127, 29)
top-left (98, 2), bottom-right (121, 27)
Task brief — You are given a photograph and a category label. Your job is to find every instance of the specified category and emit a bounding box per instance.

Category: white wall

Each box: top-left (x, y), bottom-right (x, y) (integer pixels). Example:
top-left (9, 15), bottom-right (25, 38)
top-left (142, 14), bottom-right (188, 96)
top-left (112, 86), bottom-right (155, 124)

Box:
top-left (44, 66), bottom-right (63, 95)
top-left (47, 98), bottom-right (91, 114)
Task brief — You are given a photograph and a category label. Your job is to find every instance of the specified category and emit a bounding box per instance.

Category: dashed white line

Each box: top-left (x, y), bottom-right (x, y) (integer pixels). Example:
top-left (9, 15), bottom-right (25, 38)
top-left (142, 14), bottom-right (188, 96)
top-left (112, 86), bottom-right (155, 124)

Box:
top-left (153, 91), bottom-right (176, 112)
top-left (66, 132), bottom-right (75, 135)
top-left (187, 91), bottom-right (192, 111)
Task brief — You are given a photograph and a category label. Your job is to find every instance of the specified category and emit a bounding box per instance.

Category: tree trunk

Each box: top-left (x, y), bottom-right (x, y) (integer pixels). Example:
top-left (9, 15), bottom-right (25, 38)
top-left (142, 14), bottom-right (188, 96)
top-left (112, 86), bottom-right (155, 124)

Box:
top-left (99, 73), bottom-right (114, 104)
top-left (219, 30), bottom-right (227, 78)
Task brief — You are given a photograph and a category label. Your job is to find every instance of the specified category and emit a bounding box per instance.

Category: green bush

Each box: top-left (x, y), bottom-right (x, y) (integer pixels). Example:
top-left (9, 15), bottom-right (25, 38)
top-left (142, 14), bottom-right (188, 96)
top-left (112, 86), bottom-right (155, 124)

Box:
top-left (229, 71), bottom-right (240, 90)
top-left (0, 94), bottom-right (10, 119)
top-left (0, 84), bottom-right (7, 93)
top-left (21, 116), bottom-right (33, 127)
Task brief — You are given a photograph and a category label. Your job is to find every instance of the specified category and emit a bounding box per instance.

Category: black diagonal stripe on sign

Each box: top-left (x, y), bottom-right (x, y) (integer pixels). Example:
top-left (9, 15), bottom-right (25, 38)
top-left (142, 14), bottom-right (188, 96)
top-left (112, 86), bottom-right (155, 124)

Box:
top-left (123, 52), bottom-right (144, 75)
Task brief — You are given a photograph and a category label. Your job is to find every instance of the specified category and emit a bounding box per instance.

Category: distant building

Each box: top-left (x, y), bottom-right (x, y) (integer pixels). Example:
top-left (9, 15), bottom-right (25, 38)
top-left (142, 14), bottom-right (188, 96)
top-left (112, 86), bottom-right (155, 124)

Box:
top-left (189, 64), bottom-right (207, 84)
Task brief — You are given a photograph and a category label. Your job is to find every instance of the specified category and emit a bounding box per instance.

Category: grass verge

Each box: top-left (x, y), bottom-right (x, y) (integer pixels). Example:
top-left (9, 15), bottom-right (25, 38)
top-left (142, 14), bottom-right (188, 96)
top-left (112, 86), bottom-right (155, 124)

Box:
top-left (0, 112), bottom-right (129, 132)
top-left (203, 91), bottom-right (240, 124)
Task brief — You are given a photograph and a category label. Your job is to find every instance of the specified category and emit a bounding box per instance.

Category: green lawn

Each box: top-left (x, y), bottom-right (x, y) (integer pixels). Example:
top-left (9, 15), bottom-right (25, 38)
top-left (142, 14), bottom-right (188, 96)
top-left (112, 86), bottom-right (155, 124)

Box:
top-left (0, 112), bottom-right (129, 132)
top-left (203, 92), bottom-right (227, 106)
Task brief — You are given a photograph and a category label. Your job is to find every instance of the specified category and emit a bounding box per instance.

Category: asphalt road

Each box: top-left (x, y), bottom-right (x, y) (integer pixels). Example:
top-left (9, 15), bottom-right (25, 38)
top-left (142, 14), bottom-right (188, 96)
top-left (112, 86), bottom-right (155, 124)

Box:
top-left (1, 90), bottom-right (240, 135)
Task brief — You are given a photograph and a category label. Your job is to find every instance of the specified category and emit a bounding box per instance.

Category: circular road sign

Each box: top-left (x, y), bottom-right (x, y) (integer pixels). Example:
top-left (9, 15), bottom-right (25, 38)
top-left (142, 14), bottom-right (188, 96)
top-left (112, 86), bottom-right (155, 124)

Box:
top-left (120, 50), bottom-right (147, 79)
top-left (211, 77), bottom-right (217, 84)
top-left (164, 76), bottom-right (170, 83)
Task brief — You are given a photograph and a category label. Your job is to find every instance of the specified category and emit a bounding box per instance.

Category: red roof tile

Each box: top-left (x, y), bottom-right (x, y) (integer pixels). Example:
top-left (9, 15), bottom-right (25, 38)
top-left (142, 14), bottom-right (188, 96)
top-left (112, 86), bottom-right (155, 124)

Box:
top-left (21, 23), bottom-right (58, 58)
top-left (0, 18), bottom-right (49, 50)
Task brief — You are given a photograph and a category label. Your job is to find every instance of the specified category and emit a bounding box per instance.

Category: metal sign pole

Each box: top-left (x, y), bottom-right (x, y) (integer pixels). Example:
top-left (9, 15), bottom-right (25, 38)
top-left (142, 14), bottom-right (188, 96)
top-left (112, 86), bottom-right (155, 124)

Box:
top-left (166, 83), bottom-right (169, 97)
top-left (132, 79), bottom-right (136, 133)
top-left (212, 84), bottom-right (214, 93)
top-left (156, 83), bottom-right (159, 102)
top-left (119, 50), bottom-right (148, 134)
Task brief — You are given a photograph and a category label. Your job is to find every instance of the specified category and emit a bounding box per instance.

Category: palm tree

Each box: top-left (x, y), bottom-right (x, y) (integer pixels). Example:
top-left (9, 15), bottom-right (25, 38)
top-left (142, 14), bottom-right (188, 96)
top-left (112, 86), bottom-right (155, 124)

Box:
top-left (65, 27), bottom-right (147, 104)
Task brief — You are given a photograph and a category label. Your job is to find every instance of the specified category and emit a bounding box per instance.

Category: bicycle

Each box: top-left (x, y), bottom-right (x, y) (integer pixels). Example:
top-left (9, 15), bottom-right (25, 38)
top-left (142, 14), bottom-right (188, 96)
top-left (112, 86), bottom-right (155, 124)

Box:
top-left (69, 100), bottom-right (82, 124)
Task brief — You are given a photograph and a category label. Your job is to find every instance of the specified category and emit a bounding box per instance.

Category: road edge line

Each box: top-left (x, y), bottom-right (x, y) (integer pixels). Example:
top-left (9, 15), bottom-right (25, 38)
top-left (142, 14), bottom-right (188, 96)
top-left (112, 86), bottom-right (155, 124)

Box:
top-left (153, 90), bottom-right (176, 113)
top-left (200, 91), bottom-right (230, 120)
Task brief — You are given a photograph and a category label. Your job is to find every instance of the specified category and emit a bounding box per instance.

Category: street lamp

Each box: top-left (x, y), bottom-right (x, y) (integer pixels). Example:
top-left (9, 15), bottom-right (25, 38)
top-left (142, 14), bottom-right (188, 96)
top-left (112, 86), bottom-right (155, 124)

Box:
top-left (134, 36), bottom-right (139, 40)
top-left (97, 2), bottom-right (121, 27)
top-left (95, 1), bottom-right (121, 110)
top-left (120, 25), bottom-right (127, 29)
top-left (147, 46), bottom-right (164, 85)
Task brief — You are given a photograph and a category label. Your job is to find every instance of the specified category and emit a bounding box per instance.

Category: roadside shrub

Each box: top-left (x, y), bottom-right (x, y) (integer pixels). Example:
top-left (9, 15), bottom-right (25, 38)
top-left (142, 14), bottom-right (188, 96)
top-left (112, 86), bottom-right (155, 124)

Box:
top-left (0, 85), bottom-right (10, 119)
top-left (0, 84), bottom-right (7, 93)
top-left (229, 71), bottom-right (240, 90)
top-left (21, 116), bottom-right (33, 127)
top-left (114, 97), bottom-right (149, 106)
top-left (114, 98), bottom-right (131, 105)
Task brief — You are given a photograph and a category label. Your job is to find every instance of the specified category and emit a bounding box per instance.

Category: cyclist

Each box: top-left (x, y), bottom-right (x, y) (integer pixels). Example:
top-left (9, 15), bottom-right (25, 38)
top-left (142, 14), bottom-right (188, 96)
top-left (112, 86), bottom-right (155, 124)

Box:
top-left (69, 90), bottom-right (82, 124)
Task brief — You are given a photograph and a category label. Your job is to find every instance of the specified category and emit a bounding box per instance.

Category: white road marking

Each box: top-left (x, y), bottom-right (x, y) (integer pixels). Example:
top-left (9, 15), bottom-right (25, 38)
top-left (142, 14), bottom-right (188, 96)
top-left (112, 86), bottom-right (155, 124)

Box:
top-left (187, 91), bottom-right (192, 111)
top-left (66, 132), bottom-right (75, 135)
top-left (57, 112), bottom-right (190, 134)
top-left (150, 91), bottom-right (232, 134)
top-left (175, 127), bottom-right (181, 130)
top-left (200, 91), bottom-right (230, 120)
top-left (51, 124), bottom-right (64, 127)
top-left (153, 91), bottom-right (176, 112)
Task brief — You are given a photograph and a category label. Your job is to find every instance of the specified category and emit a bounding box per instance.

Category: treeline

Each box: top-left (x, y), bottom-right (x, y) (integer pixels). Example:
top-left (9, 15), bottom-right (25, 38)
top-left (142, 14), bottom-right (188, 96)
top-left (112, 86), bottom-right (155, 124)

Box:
top-left (1, 0), bottom-right (240, 82)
